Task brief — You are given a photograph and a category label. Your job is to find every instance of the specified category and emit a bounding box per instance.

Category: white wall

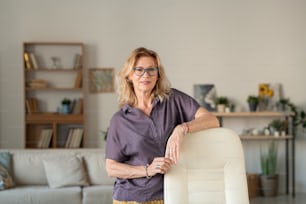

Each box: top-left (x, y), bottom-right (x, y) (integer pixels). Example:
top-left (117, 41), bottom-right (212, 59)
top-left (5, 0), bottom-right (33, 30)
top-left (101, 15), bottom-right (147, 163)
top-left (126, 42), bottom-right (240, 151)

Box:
top-left (1, 0), bottom-right (306, 193)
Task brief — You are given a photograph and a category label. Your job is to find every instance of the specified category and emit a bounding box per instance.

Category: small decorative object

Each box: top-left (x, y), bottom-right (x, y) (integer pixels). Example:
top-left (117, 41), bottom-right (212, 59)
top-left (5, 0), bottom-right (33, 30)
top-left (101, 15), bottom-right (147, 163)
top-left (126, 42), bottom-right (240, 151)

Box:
top-left (89, 68), bottom-right (114, 93)
top-left (225, 106), bottom-right (231, 113)
top-left (215, 96), bottom-right (229, 113)
top-left (251, 128), bottom-right (259, 136)
top-left (61, 98), bottom-right (71, 114)
top-left (193, 84), bottom-right (217, 111)
top-left (51, 57), bottom-right (60, 69)
top-left (260, 141), bottom-right (278, 197)
top-left (263, 127), bottom-right (270, 136)
top-left (247, 95), bottom-right (259, 112)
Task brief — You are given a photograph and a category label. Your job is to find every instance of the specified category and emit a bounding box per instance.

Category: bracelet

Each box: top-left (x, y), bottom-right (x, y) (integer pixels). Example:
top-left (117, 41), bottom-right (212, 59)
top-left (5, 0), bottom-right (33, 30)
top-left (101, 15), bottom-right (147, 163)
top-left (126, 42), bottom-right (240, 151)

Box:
top-left (145, 164), bottom-right (152, 179)
top-left (181, 122), bottom-right (189, 135)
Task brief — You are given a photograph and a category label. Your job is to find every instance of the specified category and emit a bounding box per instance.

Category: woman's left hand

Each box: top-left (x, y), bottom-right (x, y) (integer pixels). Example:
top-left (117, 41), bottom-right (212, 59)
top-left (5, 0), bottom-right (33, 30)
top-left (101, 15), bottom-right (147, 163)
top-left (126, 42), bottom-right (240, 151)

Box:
top-left (165, 124), bottom-right (185, 164)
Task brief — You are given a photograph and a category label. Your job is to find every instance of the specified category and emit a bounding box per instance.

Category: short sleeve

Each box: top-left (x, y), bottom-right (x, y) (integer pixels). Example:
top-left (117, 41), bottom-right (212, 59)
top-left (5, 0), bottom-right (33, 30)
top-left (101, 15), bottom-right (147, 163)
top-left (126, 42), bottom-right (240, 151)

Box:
top-left (171, 88), bottom-right (200, 122)
top-left (105, 112), bottom-right (128, 162)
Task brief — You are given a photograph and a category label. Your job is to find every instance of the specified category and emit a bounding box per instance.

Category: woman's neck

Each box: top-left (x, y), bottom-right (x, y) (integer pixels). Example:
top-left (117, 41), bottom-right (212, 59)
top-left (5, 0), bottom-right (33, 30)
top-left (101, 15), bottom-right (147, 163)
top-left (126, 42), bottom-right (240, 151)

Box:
top-left (135, 91), bottom-right (154, 116)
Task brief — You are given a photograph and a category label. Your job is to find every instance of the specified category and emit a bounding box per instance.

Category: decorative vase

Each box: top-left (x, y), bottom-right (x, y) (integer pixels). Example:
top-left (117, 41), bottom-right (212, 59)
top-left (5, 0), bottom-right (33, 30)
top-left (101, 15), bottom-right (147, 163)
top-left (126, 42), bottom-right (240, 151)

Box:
top-left (217, 104), bottom-right (225, 112)
top-left (62, 104), bottom-right (70, 114)
top-left (260, 175), bottom-right (279, 197)
top-left (247, 173), bottom-right (260, 198)
top-left (248, 102), bottom-right (258, 112)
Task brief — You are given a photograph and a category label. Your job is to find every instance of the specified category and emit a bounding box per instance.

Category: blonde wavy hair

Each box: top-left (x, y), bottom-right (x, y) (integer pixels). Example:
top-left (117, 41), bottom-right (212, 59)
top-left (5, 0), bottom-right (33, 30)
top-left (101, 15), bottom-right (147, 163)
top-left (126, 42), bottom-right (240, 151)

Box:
top-left (117, 47), bottom-right (171, 108)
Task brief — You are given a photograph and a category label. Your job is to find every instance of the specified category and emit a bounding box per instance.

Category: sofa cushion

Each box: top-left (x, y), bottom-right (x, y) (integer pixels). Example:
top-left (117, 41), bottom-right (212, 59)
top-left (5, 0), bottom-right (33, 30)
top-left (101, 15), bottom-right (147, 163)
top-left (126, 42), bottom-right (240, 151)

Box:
top-left (0, 152), bottom-right (12, 174)
top-left (0, 165), bottom-right (14, 190)
top-left (11, 150), bottom-right (70, 185)
top-left (0, 185), bottom-right (82, 204)
top-left (43, 156), bottom-right (89, 188)
top-left (82, 185), bottom-right (113, 204)
top-left (82, 152), bottom-right (114, 185)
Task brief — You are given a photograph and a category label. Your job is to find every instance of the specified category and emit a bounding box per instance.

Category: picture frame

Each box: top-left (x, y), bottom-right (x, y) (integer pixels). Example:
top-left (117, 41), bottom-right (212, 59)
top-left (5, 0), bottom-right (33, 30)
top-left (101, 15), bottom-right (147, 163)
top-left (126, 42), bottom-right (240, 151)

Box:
top-left (89, 68), bottom-right (114, 93)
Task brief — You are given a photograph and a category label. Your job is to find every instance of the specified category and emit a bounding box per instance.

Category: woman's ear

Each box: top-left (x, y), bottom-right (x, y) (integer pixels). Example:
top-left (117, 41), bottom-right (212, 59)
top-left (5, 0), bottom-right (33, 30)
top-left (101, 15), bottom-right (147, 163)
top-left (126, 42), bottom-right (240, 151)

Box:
top-left (126, 77), bottom-right (132, 83)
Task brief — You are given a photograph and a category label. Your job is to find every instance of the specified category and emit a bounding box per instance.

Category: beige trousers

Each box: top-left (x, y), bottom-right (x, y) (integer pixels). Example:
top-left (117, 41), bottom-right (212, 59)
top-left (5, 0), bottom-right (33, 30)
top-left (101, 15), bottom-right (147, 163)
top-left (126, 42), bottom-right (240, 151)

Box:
top-left (113, 199), bottom-right (164, 204)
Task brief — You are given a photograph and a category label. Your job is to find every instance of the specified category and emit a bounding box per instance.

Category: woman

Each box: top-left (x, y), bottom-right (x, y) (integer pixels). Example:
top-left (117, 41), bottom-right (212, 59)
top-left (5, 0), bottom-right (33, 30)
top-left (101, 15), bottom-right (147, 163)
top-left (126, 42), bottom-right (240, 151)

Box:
top-left (105, 47), bottom-right (219, 204)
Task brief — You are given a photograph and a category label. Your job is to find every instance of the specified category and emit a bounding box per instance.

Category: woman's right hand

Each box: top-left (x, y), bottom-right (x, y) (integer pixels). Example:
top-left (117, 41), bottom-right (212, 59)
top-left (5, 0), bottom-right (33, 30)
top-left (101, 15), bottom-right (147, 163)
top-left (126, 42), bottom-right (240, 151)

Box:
top-left (147, 157), bottom-right (173, 177)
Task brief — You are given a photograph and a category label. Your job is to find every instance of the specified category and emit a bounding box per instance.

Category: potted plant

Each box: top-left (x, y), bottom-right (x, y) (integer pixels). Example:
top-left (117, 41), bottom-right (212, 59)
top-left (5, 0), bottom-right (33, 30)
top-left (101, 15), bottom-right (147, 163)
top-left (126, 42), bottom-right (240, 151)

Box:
top-left (215, 96), bottom-right (229, 112)
top-left (276, 98), bottom-right (290, 112)
top-left (260, 141), bottom-right (278, 197)
top-left (61, 98), bottom-right (71, 114)
top-left (269, 119), bottom-right (288, 137)
top-left (277, 98), bottom-right (306, 131)
top-left (247, 95), bottom-right (259, 112)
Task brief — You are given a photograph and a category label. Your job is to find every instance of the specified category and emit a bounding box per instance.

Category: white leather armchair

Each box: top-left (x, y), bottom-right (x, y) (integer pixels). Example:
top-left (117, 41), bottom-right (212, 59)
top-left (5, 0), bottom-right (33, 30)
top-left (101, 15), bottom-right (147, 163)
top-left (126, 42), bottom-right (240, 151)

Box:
top-left (164, 128), bottom-right (249, 204)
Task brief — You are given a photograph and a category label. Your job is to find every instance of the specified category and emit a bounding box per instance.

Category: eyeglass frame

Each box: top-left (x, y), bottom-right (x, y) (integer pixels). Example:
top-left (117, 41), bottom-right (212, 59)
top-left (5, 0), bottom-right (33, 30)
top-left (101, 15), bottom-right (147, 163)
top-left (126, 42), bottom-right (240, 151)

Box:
top-left (132, 67), bottom-right (159, 76)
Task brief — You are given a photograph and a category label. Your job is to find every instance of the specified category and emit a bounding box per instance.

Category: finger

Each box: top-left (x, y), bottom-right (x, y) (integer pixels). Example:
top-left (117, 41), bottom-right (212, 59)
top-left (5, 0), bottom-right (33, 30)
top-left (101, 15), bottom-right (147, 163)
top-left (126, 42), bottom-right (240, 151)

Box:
top-left (175, 145), bottom-right (181, 164)
top-left (170, 147), bottom-right (175, 162)
top-left (155, 164), bottom-right (161, 170)
top-left (164, 157), bottom-right (173, 165)
top-left (172, 147), bottom-right (178, 164)
top-left (165, 147), bottom-right (173, 160)
top-left (160, 163), bottom-right (172, 174)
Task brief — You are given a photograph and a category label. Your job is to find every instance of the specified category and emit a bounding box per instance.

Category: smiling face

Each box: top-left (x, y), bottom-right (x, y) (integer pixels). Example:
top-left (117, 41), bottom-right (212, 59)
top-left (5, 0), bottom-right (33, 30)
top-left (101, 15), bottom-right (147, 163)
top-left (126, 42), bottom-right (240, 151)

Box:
top-left (129, 56), bottom-right (159, 95)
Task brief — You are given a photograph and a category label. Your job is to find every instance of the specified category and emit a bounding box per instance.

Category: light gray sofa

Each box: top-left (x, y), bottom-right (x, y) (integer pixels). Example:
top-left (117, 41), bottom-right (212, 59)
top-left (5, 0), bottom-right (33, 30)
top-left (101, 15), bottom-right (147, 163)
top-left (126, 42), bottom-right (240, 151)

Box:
top-left (0, 149), bottom-right (114, 204)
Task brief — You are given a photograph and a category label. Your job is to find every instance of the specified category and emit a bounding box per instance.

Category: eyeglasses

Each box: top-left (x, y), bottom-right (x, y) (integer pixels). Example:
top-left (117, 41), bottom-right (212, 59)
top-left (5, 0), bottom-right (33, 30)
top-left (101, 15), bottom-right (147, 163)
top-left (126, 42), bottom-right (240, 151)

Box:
top-left (133, 67), bottom-right (159, 76)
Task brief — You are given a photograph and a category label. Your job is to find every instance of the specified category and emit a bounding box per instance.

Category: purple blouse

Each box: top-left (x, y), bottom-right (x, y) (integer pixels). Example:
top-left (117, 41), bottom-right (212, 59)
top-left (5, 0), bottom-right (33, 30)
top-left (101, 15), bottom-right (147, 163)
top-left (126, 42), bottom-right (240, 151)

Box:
top-left (105, 88), bottom-right (200, 202)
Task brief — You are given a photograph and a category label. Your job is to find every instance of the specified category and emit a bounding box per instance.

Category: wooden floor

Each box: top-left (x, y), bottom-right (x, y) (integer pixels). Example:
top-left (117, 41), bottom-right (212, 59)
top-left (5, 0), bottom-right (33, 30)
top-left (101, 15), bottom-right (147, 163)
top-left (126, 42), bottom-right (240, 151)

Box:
top-left (250, 194), bottom-right (306, 204)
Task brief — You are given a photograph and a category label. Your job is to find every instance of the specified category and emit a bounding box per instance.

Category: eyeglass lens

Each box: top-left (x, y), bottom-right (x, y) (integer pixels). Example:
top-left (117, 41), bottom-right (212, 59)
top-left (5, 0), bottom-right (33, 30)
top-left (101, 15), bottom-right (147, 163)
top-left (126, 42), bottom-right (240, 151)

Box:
top-left (133, 67), bottom-right (158, 76)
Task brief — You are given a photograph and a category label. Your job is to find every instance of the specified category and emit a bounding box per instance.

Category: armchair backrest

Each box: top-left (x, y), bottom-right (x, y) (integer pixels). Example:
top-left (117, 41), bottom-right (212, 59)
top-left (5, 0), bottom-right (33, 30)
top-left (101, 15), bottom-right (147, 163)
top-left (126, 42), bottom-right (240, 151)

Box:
top-left (164, 127), bottom-right (249, 204)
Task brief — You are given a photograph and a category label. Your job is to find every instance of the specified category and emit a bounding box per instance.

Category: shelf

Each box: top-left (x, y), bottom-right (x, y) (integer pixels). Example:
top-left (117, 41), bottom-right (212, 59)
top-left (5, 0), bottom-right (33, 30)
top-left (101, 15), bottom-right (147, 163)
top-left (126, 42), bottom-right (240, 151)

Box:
top-left (23, 42), bottom-right (85, 149)
top-left (215, 110), bottom-right (295, 196)
top-left (26, 88), bottom-right (82, 91)
top-left (239, 135), bottom-right (293, 140)
top-left (26, 113), bottom-right (84, 124)
top-left (26, 69), bottom-right (82, 72)
top-left (24, 42), bottom-right (83, 46)
top-left (212, 111), bottom-right (293, 117)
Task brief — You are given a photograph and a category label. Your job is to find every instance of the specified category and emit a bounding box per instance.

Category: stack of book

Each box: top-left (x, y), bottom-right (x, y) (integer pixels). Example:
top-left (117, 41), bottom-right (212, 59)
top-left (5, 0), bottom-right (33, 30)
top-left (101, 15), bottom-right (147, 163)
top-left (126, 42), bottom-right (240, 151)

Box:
top-left (28, 79), bottom-right (48, 88)
top-left (37, 128), bottom-right (53, 148)
top-left (24, 52), bottom-right (39, 69)
top-left (65, 128), bottom-right (84, 148)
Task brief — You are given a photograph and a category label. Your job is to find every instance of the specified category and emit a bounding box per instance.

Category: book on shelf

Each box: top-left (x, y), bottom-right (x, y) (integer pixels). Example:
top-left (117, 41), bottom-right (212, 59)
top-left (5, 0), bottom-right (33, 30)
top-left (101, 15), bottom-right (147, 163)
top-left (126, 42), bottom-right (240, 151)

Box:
top-left (37, 128), bottom-right (53, 148)
top-left (28, 79), bottom-right (48, 88)
top-left (71, 128), bottom-right (83, 148)
top-left (73, 54), bottom-right (82, 69)
top-left (24, 52), bottom-right (32, 69)
top-left (74, 72), bottom-right (82, 88)
top-left (65, 128), bottom-right (83, 148)
top-left (71, 98), bottom-right (83, 114)
top-left (64, 128), bottom-right (74, 148)
top-left (26, 98), bottom-right (39, 113)
top-left (29, 53), bottom-right (39, 69)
